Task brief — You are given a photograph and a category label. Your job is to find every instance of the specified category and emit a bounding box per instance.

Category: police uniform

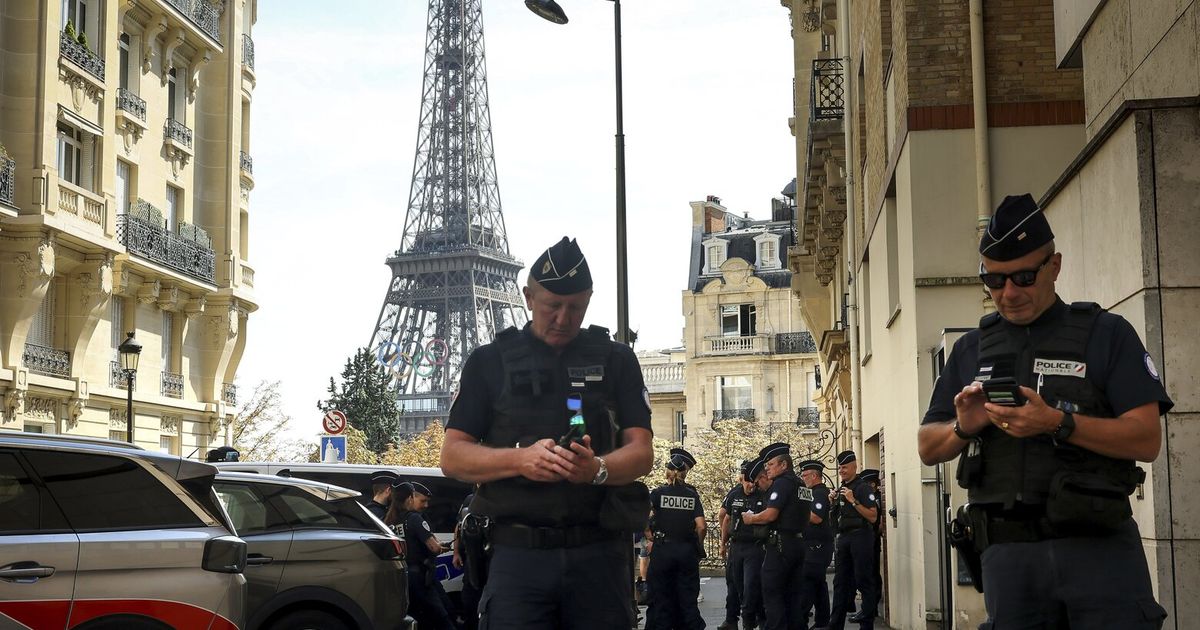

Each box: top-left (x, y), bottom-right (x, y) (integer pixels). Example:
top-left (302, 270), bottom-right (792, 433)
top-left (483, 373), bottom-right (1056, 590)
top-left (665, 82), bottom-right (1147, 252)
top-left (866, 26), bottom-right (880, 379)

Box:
top-left (447, 237), bottom-right (653, 630)
top-left (828, 451), bottom-right (878, 630)
top-left (756, 442), bottom-right (812, 630)
top-left (645, 449), bottom-right (706, 630)
top-left (797, 460), bottom-right (833, 629)
top-left (922, 194), bottom-right (1173, 628)
top-left (366, 470), bottom-right (400, 521)
top-left (722, 459), bottom-right (769, 630)
top-left (394, 483), bottom-right (455, 630)
top-left (456, 491), bottom-right (482, 630)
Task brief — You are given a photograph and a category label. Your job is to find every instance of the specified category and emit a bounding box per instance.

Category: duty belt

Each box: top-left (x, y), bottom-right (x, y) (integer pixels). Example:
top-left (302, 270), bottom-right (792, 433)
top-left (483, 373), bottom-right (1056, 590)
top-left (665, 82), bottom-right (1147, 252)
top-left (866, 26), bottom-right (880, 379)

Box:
top-left (653, 532), bottom-right (697, 544)
top-left (978, 506), bottom-right (1064, 545)
top-left (490, 523), bottom-right (619, 549)
top-left (768, 530), bottom-right (804, 541)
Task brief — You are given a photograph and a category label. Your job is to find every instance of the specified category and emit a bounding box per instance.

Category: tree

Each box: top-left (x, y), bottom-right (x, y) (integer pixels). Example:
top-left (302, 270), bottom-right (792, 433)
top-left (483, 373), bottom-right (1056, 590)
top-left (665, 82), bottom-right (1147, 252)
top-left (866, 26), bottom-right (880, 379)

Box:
top-left (380, 421), bottom-right (444, 468)
top-left (319, 348), bottom-right (401, 455)
top-left (229, 381), bottom-right (310, 462)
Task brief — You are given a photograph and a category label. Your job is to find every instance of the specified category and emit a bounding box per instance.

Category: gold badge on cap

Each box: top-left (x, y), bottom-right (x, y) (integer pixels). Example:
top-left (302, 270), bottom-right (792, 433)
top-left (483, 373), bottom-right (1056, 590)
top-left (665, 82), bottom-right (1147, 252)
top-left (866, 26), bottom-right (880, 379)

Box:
top-left (542, 261), bottom-right (551, 274)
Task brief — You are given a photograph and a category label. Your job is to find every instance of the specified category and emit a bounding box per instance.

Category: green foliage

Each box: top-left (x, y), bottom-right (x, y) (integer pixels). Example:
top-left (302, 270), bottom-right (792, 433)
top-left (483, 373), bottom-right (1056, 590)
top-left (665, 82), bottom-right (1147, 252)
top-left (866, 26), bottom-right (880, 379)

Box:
top-left (64, 20), bottom-right (76, 39)
top-left (380, 421), bottom-right (444, 468)
top-left (76, 31), bottom-right (89, 50)
top-left (318, 348), bottom-right (401, 456)
top-left (230, 380), bottom-right (310, 463)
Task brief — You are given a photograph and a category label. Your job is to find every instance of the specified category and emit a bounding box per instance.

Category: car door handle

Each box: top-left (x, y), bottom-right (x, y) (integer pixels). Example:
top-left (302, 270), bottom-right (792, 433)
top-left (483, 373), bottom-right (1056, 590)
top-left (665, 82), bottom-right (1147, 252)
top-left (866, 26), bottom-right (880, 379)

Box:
top-left (0, 562), bottom-right (56, 582)
top-left (246, 554), bottom-right (274, 566)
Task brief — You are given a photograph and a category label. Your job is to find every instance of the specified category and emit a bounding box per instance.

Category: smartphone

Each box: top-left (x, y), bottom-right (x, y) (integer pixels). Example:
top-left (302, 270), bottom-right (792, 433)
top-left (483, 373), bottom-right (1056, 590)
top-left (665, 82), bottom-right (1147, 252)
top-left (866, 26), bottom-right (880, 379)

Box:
top-left (982, 376), bottom-right (1026, 406)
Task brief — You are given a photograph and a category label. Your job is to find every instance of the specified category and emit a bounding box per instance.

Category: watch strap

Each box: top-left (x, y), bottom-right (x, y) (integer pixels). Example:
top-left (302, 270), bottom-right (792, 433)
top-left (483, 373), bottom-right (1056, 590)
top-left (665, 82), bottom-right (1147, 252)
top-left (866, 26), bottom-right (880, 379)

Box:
top-left (953, 420), bottom-right (976, 440)
top-left (1052, 412), bottom-right (1076, 441)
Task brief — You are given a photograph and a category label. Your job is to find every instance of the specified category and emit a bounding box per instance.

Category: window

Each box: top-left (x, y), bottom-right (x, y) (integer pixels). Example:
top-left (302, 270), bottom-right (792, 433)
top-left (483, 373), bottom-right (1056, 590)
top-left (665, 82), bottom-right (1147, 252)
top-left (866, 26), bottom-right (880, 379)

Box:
top-left (56, 123), bottom-right (84, 186)
top-left (109, 429), bottom-right (127, 441)
top-left (860, 255), bottom-right (873, 359)
top-left (116, 160), bottom-right (131, 215)
top-left (885, 198), bottom-right (901, 324)
top-left (165, 185), bottom-right (179, 231)
top-left (29, 278), bottom-right (57, 348)
top-left (761, 240), bottom-right (776, 264)
top-left (25, 450), bottom-right (204, 530)
top-left (161, 311), bottom-right (175, 370)
top-left (213, 482), bottom-right (290, 536)
top-left (754, 233), bottom-right (782, 269)
top-left (62, 0), bottom-right (88, 33)
top-left (267, 485), bottom-right (377, 532)
top-left (159, 435), bottom-right (176, 455)
top-left (702, 237), bottom-right (728, 273)
top-left (0, 452), bottom-right (69, 533)
top-left (118, 33), bottom-right (130, 90)
top-left (281, 470), bottom-right (471, 534)
top-left (719, 376), bottom-right (752, 411)
top-left (674, 411), bottom-right (685, 441)
top-left (720, 304), bottom-right (756, 337)
top-left (166, 67), bottom-right (184, 122)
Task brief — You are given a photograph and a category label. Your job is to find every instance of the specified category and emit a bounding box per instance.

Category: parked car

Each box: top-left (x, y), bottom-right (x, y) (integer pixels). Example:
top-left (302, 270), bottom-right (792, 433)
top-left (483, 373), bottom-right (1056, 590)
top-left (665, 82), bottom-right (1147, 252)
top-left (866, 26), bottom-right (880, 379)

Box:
top-left (212, 471), bottom-right (410, 630)
top-left (0, 433), bottom-right (246, 629)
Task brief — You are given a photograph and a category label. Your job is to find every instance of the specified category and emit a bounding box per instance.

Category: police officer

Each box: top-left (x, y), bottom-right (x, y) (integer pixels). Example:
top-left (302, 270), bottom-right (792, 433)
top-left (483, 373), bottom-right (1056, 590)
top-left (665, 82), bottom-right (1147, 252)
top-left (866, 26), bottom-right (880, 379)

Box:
top-left (849, 469), bottom-right (882, 624)
top-left (796, 459), bottom-right (833, 630)
top-left (645, 447), bottom-right (706, 630)
top-left (387, 482), bottom-right (455, 630)
top-left (366, 470), bottom-right (401, 521)
top-left (741, 442), bottom-right (811, 630)
top-left (719, 459), bottom-right (769, 630)
top-left (917, 193), bottom-right (1172, 628)
top-left (441, 237), bottom-right (655, 630)
top-left (453, 484), bottom-right (484, 630)
top-left (828, 451), bottom-right (878, 630)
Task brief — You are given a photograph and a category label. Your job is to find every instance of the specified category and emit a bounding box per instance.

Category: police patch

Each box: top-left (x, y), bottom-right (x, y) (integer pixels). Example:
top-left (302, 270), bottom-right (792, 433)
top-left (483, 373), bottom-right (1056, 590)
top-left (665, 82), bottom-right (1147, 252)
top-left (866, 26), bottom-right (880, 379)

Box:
top-left (642, 388), bottom-right (651, 411)
top-left (422, 520), bottom-right (431, 531)
top-left (1033, 358), bottom-right (1087, 378)
top-left (797, 487), bottom-right (814, 501)
top-left (1144, 353), bottom-right (1160, 381)
top-left (815, 503), bottom-right (823, 510)
top-left (868, 494), bottom-right (876, 502)
top-left (770, 492), bottom-right (779, 501)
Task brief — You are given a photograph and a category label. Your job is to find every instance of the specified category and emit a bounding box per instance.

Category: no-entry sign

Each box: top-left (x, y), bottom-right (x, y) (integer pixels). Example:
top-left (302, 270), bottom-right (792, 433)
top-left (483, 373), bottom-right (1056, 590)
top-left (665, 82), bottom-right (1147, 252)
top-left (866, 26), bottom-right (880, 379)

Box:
top-left (323, 410), bottom-right (348, 435)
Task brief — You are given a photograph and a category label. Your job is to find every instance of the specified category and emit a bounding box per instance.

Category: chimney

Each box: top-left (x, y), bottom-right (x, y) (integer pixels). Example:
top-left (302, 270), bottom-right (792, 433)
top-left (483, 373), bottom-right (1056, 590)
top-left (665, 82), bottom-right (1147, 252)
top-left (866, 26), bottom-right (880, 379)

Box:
top-left (690, 196), bottom-right (728, 233)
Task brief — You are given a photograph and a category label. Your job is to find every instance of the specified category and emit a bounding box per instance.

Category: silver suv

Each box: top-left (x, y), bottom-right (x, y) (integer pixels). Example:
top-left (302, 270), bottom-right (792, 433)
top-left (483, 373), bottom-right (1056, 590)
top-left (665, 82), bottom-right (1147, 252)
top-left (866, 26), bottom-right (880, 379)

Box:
top-left (212, 472), bottom-right (410, 630)
top-left (0, 433), bottom-right (247, 629)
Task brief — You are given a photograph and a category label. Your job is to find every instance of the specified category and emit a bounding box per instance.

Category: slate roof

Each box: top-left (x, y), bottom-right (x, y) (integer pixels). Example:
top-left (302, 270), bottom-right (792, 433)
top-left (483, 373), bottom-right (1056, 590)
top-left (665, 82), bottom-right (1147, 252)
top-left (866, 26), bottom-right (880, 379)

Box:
top-left (689, 217), bottom-right (795, 293)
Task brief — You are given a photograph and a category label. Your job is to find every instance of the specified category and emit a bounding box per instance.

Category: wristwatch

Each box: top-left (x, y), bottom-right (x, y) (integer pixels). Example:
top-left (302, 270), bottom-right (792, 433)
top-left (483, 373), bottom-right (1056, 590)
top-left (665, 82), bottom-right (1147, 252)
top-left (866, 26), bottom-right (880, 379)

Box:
top-left (1052, 411), bottom-right (1076, 442)
top-left (952, 420), bottom-right (976, 440)
top-left (591, 456), bottom-right (609, 485)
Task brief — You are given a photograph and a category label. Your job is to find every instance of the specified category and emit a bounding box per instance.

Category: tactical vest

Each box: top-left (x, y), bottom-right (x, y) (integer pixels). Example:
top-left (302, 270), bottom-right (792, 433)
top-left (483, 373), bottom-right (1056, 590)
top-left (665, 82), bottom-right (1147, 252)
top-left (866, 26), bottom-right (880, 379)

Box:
top-left (966, 302), bottom-right (1142, 507)
top-left (729, 487), bottom-right (769, 542)
top-left (653, 483), bottom-right (701, 538)
top-left (771, 471), bottom-right (813, 533)
top-left (803, 483), bottom-right (833, 542)
top-left (470, 326), bottom-right (620, 526)
top-left (836, 478), bottom-right (869, 532)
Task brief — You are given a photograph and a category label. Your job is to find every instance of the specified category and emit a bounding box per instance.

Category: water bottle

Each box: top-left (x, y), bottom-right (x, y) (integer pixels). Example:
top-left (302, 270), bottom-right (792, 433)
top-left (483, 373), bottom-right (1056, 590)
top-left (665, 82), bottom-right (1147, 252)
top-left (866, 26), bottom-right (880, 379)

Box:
top-left (559, 394), bottom-right (586, 447)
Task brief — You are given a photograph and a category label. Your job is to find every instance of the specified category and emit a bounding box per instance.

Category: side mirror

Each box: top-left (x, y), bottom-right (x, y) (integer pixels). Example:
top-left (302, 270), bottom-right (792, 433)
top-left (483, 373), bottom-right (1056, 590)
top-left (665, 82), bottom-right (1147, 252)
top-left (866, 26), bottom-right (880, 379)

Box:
top-left (202, 535), bottom-right (248, 574)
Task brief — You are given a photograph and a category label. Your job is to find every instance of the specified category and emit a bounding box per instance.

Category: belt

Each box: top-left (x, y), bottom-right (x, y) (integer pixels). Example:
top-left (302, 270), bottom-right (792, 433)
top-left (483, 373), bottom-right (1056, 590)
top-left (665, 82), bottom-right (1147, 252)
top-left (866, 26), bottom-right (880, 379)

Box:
top-left (653, 533), bottom-right (697, 544)
top-left (491, 523), bottom-right (619, 549)
top-left (838, 525), bottom-right (869, 533)
top-left (769, 530), bottom-right (804, 539)
top-left (982, 508), bottom-right (1063, 544)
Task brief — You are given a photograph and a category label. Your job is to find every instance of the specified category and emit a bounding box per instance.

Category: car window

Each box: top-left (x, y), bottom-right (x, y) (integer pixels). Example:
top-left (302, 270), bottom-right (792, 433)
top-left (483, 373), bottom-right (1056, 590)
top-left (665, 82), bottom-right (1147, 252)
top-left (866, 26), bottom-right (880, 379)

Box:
top-left (399, 476), bottom-right (471, 533)
top-left (0, 452), bottom-right (68, 534)
top-left (265, 485), bottom-right (378, 532)
top-left (214, 482), bottom-right (290, 535)
top-left (285, 471), bottom-right (367, 496)
top-left (25, 450), bottom-right (204, 531)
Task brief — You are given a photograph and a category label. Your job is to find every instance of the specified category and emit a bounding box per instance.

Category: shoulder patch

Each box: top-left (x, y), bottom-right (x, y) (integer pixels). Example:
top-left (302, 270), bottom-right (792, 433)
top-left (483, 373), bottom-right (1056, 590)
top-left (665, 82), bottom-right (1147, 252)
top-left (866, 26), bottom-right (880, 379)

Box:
top-left (1144, 353), bottom-right (1160, 381)
top-left (642, 387), bottom-right (651, 411)
top-left (815, 503), bottom-right (823, 510)
top-left (421, 520), bottom-right (431, 531)
top-left (769, 492), bottom-right (778, 501)
top-left (868, 494), bottom-right (876, 502)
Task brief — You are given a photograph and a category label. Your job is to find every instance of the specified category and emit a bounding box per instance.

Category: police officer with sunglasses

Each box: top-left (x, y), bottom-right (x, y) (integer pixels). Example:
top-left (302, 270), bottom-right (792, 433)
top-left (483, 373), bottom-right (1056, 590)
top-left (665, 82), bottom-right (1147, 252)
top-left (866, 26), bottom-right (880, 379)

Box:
top-left (917, 194), bottom-right (1173, 629)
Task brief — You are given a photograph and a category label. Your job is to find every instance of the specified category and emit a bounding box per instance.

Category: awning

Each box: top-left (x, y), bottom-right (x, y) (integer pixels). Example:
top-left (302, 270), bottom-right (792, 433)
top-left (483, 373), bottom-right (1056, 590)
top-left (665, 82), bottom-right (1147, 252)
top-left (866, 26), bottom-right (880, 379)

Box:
top-left (58, 105), bottom-right (104, 138)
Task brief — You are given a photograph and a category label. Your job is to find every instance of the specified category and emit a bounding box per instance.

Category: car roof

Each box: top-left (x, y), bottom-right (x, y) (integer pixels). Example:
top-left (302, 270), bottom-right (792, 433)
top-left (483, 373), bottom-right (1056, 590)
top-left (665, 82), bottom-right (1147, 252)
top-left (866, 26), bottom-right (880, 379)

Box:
top-left (0, 432), bottom-right (216, 482)
top-left (214, 461), bottom-right (447, 477)
top-left (214, 470), bottom-right (362, 502)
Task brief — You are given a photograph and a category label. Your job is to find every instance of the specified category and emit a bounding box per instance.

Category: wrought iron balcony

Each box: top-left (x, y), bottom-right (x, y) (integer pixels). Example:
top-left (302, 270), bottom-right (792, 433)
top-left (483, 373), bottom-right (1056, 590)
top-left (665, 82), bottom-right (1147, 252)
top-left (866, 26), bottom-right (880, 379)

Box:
top-left (222, 382), bottom-right (237, 406)
top-left (23, 343), bottom-right (71, 378)
top-left (118, 199), bottom-right (216, 283)
top-left (712, 408), bottom-right (756, 426)
top-left (242, 33), bottom-right (255, 70)
top-left (811, 58), bottom-right (844, 121)
top-left (109, 360), bottom-right (132, 389)
top-left (161, 371), bottom-right (184, 398)
top-left (774, 331), bottom-right (817, 354)
top-left (164, 0), bottom-right (222, 43)
top-left (164, 119), bottom-right (193, 149)
top-left (117, 88), bottom-right (147, 122)
top-left (797, 406), bottom-right (820, 429)
top-left (239, 151), bottom-right (253, 175)
top-left (0, 156), bottom-right (14, 207)
top-left (59, 31), bottom-right (104, 81)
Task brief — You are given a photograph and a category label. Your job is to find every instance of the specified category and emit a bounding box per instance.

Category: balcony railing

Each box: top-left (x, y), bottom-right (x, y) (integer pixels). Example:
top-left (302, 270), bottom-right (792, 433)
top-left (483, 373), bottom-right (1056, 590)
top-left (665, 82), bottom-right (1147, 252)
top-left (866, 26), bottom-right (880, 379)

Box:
top-left (811, 58), bottom-right (844, 121)
top-left (774, 331), bottom-right (817, 354)
top-left (23, 343), bottom-right (71, 378)
top-left (164, 119), bottom-right (193, 149)
top-left (164, 0), bottom-right (222, 43)
top-left (797, 406), bottom-right (820, 429)
top-left (116, 88), bottom-right (147, 122)
top-left (707, 335), bottom-right (770, 355)
top-left (118, 199), bottom-right (216, 283)
top-left (59, 31), bottom-right (104, 81)
top-left (161, 371), bottom-right (184, 398)
top-left (109, 360), bottom-right (132, 389)
top-left (58, 181), bottom-right (105, 226)
top-left (239, 151), bottom-right (253, 175)
top-left (242, 33), bottom-right (255, 70)
top-left (240, 263), bottom-right (255, 288)
top-left (222, 382), bottom-right (237, 406)
top-left (712, 408), bottom-right (756, 426)
top-left (1, 156), bottom-right (14, 207)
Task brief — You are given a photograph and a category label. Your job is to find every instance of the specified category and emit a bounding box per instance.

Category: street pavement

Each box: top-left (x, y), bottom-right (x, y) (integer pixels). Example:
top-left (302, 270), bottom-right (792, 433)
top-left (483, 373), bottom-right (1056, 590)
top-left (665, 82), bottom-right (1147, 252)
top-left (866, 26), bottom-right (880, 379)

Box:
top-left (634, 572), bottom-right (896, 629)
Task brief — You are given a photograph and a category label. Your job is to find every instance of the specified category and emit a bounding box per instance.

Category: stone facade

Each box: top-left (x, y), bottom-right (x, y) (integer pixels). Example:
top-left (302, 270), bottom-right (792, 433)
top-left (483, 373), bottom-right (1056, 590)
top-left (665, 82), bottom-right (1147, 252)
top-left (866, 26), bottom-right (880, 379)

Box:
top-left (0, 0), bottom-right (258, 455)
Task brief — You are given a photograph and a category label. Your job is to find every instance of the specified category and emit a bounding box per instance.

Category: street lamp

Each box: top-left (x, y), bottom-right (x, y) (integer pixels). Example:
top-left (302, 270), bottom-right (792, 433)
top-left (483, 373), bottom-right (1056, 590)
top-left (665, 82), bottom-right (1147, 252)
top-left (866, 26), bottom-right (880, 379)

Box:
top-left (527, 0), bottom-right (631, 346)
top-left (118, 331), bottom-right (141, 444)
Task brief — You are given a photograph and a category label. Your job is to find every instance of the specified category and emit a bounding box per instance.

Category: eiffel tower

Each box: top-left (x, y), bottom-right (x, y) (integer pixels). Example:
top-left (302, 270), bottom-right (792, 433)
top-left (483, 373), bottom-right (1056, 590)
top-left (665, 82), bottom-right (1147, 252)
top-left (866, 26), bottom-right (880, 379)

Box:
top-left (369, 0), bottom-right (527, 436)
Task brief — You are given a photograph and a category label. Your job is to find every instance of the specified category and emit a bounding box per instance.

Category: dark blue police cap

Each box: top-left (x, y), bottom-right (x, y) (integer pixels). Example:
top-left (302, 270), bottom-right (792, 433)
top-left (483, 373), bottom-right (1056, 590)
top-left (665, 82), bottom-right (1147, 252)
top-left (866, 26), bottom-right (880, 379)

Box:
top-left (747, 457), bottom-right (767, 480)
top-left (530, 237), bottom-right (592, 295)
top-left (668, 447), bottom-right (696, 470)
top-left (739, 459), bottom-right (752, 476)
top-left (371, 471), bottom-right (400, 486)
top-left (836, 450), bottom-right (857, 465)
top-left (979, 194), bottom-right (1054, 261)
top-left (797, 459), bottom-right (824, 473)
top-left (758, 442), bottom-right (790, 462)
top-left (860, 469), bottom-right (880, 483)
top-left (409, 481), bottom-right (433, 497)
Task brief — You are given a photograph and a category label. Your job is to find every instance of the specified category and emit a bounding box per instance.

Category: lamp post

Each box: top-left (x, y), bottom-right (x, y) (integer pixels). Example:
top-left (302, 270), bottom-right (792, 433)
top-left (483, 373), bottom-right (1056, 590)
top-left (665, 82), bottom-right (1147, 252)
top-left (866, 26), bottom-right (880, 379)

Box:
top-left (526, 0), bottom-right (631, 346)
top-left (118, 331), bottom-right (141, 444)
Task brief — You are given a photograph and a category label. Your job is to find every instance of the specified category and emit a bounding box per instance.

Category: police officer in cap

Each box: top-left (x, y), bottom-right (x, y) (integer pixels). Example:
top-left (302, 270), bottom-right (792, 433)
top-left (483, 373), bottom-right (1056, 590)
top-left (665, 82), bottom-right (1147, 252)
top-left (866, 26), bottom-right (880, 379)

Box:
top-left (828, 451), bottom-right (878, 630)
top-left (205, 445), bottom-right (239, 463)
top-left (718, 458), bottom-right (769, 630)
top-left (645, 447), bottom-right (706, 630)
top-left (852, 469), bottom-right (883, 622)
top-left (918, 193), bottom-right (1172, 627)
top-left (387, 482), bottom-right (455, 630)
top-left (366, 470), bottom-right (401, 521)
top-left (796, 459), bottom-right (833, 630)
top-left (741, 442), bottom-right (812, 630)
top-left (441, 237), bottom-right (655, 629)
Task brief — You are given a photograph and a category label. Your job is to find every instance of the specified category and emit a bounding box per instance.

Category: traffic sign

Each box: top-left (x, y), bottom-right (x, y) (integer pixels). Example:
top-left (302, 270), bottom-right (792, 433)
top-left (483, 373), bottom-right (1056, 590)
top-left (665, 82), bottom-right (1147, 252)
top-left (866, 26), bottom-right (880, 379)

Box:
top-left (320, 436), bottom-right (347, 463)
top-left (323, 410), bottom-right (348, 435)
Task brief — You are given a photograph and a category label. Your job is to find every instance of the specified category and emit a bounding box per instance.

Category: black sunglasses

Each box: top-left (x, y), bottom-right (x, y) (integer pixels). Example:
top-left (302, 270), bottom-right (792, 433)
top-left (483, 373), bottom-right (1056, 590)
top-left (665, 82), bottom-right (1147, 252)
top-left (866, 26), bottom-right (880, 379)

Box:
top-left (978, 254), bottom-right (1053, 290)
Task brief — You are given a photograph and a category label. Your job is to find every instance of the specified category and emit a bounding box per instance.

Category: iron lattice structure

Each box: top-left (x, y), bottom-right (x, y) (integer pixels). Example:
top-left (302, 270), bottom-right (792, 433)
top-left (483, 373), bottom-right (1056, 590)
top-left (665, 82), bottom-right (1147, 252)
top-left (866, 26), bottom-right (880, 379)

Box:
top-left (369, 0), bottom-right (527, 435)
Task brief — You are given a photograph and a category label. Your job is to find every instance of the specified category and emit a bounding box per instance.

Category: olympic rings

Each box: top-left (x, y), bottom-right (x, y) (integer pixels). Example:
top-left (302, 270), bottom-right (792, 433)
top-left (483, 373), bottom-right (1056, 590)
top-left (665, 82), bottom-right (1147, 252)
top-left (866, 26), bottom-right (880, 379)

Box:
top-left (376, 337), bottom-right (449, 381)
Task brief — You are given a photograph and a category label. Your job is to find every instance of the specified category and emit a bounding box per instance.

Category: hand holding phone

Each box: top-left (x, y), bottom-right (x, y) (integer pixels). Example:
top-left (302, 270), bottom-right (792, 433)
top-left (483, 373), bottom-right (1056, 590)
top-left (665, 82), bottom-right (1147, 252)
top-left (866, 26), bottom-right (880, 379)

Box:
top-left (981, 377), bottom-right (1026, 406)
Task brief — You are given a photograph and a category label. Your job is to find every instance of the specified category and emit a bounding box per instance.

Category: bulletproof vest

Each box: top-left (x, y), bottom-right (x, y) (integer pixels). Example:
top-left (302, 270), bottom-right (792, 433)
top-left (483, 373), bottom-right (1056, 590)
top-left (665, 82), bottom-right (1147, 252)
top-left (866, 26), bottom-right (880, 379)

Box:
top-left (835, 478), bottom-right (870, 531)
top-left (771, 471), bottom-right (813, 533)
top-left (803, 483), bottom-right (833, 542)
top-left (728, 486), bottom-right (769, 542)
top-left (653, 483), bottom-right (700, 538)
top-left (966, 302), bottom-right (1141, 507)
top-left (471, 326), bottom-right (619, 526)
top-left (395, 510), bottom-right (423, 562)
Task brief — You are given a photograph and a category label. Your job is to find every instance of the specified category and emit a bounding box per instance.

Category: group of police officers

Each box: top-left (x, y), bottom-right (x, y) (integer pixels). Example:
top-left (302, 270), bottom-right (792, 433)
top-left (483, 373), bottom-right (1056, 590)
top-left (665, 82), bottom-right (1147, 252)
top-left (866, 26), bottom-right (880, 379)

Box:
top-left (640, 444), bottom-right (885, 630)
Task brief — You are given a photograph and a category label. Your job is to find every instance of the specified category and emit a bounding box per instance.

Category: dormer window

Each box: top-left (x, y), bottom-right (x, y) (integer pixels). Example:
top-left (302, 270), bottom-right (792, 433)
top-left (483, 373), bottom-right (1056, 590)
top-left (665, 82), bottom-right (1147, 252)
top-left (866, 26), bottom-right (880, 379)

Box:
top-left (754, 232), bottom-right (782, 269)
top-left (702, 236), bottom-right (728, 274)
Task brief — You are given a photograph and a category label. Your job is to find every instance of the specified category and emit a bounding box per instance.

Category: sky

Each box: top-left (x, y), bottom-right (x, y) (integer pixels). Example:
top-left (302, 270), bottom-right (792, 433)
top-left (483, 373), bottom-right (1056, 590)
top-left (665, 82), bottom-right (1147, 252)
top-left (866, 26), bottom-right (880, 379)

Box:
top-left (236, 0), bottom-right (798, 440)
